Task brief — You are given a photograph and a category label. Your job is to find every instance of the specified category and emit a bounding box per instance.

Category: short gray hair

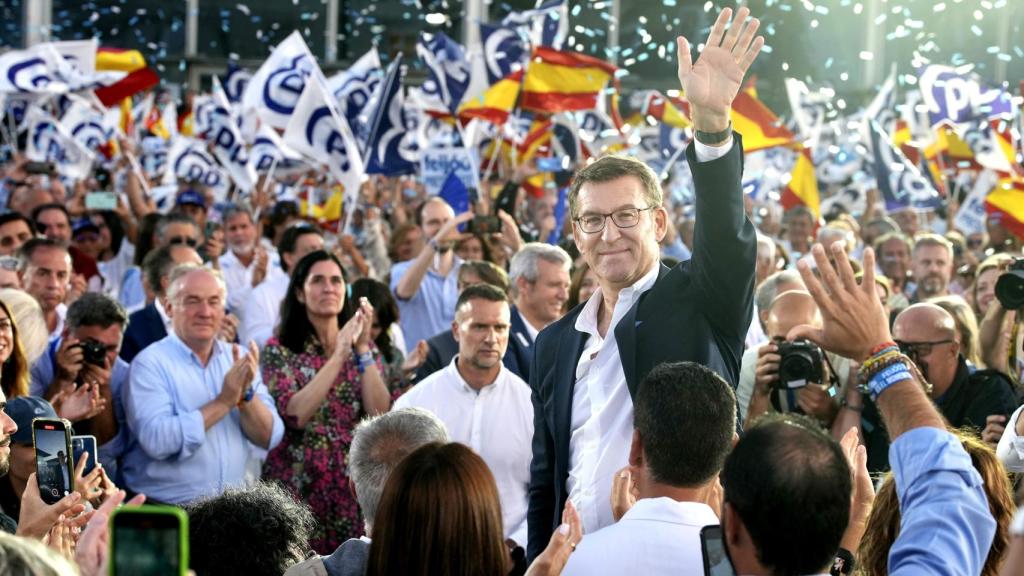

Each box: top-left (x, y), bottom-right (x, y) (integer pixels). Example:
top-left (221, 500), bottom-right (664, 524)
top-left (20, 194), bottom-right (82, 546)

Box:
top-left (348, 408), bottom-right (449, 531)
top-left (220, 203), bottom-right (254, 225)
top-left (755, 270), bottom-right (803, 314)
top-left (166, 264), bottom-right (226, 304)
top-left (509, 243), bottom-right (572, 287)
top-left (66, 293), bottom-right (129, 332)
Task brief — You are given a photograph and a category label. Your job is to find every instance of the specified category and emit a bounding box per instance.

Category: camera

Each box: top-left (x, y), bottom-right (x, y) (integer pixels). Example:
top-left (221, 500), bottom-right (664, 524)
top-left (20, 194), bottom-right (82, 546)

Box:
top-left (775, 339), bottom-right (825, 390)
top-left (995, 257), bottom-right (1024, 310)
top-left (77, 341), bottom-right (108, 367)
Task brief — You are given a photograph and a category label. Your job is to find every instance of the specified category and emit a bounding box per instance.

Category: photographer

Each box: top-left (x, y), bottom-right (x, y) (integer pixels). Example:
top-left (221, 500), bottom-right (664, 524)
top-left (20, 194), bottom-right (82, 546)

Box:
top-left (29, 293), bottom-right (131, 480)
top-left (742, 290), bottom-right (852, 428)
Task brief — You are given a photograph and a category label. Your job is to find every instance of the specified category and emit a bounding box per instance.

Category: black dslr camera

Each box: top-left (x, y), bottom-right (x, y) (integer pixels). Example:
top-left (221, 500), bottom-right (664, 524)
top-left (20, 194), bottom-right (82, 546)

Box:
top-left (77, 341), bottom-right (108, 367)
top-left (995, 258), bottom-right (1024, 310)
top-left (775, 339), bottom-right (825, 390)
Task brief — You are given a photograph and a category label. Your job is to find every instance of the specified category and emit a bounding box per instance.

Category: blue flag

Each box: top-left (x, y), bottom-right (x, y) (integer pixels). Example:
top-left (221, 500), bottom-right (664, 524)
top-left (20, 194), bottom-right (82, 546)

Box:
top-left (479, 23), bottom-right (526, 84)
top-left (417, 32), bottom-right (471, 114)
top-left (548, 186), bottom-right (568, 244)
top-left (868, 120), bottom-right (940, 211)
top-left (439, 170), bottom-right (470, 216)
top-left (365, 55), bottom-right (417, 176)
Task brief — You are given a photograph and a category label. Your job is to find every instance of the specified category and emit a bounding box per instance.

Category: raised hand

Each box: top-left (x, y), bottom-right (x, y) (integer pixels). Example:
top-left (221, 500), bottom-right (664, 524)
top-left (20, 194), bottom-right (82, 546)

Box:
top-left (788, 243), bottom-right (892, 362)
top-left (677, 6), bottom-right (764, 132)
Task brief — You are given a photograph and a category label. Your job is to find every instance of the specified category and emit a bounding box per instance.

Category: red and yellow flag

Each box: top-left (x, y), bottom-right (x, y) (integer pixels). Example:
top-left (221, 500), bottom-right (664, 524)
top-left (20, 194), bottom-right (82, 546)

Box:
top-left (642, 91), bottom-right (691, 130)
top-left (458, 70), bottom-right (523, 125)
top-left (521, 47), bottom-right (617, 114)
top-left (781, 148), bottom-right (820, 219)
top-left (730, 90), bottom-right (795, 152)
top-left (95, 47), bottom-right (159, 107)
top-left (985, 176), bottom-right (1024, 240)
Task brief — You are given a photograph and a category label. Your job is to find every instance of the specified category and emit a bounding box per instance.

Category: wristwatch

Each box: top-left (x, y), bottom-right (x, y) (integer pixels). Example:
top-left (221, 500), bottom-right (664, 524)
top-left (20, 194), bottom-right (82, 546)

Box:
top-left (695, 121), bottom-right (733, 145)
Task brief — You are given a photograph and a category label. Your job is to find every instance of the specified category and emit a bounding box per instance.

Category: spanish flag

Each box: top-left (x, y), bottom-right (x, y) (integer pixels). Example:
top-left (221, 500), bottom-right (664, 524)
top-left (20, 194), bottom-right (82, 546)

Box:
top-left (299, 184), bottom-right (345, 233)
top-left (730, 90), bottom-right (795, 152)
top-left (642, 91), bottom-right (690, 130)
top-left (925, 125), bottom-right (978, 173)
top-left (985, 176), bottom-right (1024, 240)
top-left (458, 70), bottom-right (523, 125)
top-left (95, 47), bottom-right (159, 107)
top-left (521, 47), bottom-right (617, 114)
top-left (780, 148), bottom-right (820, 219)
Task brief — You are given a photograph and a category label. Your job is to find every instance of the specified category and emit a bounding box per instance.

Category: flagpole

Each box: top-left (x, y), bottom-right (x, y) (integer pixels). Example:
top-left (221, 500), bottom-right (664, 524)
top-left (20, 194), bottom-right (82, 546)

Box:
top-left (659, 142), bottom-right (688, 181)
top-left (481, 132), bottom-right (503, 184)
top-left (453, 119), bottom-right (483, 193)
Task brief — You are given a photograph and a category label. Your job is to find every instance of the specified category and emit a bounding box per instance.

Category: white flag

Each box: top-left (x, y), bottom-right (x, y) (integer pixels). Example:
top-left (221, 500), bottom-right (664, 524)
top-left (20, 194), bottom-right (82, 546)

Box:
top-left (59, 95), bottom-right (116, 154)
top-left (206, 77), bottom-right (257, 191)
top-left (25, 106), bottom-right (95, 179)
top-left (282, 77), bottom-right (364, 195)
top-left (249, 124), bottom-right (304, 175)
top-left (241, 31), bottom-right (319, 131)
top-left (0, 44), bottom-right (70, 94)
top-left (163, 137), bottom-right (231, 202)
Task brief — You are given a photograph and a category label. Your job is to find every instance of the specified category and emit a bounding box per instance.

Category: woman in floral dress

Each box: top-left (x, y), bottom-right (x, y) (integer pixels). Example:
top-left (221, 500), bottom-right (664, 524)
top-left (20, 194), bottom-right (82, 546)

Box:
top-left (261, 250), bottom-right (391, 553)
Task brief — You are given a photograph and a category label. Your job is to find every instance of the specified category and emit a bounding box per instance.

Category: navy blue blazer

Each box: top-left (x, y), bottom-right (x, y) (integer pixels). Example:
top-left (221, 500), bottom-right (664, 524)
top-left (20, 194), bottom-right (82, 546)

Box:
top-left (412, 305), bottom-right (535, 383)
top-left (526, 136), bottom-right (756, 560)
top-left (120, 303), bottom-right (167, 363)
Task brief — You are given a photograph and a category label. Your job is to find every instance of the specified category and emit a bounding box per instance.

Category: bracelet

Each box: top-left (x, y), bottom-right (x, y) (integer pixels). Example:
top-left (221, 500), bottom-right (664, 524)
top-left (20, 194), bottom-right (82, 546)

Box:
top-left (428, 238), bottom-right (440, 252)
top-left (694, 121), bottom-right (733, 145)
top-left (840, 397), bottom-right (863, 413)
top-left (831, 547), bottom-right (856, 575)
top-left (864, 361), bottom-right (913, 401)
top-left (869, 341), bottom-right (898, 356)
top-left (355, 350), bottom-right (374, 374)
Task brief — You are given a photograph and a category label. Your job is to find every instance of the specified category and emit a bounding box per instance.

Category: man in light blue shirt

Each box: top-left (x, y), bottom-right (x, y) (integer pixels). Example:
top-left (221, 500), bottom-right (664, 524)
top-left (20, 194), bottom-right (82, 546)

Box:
top-left (122, 264), bottom-right (283, 504)
top-left (390, 198), bottom-right (472, 348)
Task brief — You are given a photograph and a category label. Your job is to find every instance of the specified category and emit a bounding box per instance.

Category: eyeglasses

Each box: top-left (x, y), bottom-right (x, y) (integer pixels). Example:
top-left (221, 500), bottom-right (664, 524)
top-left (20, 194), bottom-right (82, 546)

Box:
top-left (574, 206), bottom-right (654, 234)
top-left (895, 339), bottom-right (954, 358)
top-left (168, 236), bottom-right (198, 247)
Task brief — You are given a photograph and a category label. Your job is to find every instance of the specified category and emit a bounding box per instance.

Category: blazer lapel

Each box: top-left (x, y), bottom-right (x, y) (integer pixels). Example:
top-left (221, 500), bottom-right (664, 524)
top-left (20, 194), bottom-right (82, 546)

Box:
top-left (553, 319), bottom-right (587, 462)
top-left (614, 264), bottom-right (671, 399)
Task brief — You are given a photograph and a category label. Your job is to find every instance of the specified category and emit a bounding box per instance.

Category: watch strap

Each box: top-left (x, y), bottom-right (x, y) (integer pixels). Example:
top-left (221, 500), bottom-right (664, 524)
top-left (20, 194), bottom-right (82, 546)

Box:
top-left (695, 121), bottom-right (733, 145)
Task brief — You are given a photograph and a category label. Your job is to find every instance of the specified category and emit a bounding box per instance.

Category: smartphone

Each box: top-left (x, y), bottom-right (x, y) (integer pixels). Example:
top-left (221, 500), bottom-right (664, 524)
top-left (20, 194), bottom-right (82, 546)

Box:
top-left (467, 215), bottom-right (501, 235)
top-left (72, 435), bottom-right (98, 477)
top-left (701, 525), bottom-right (736, 576)
top-left (86, 191), bottom-right (119, 211)
top-left (32, 418), bottom-right (74, 505)
top-left (536, 157), bottom-right (564, 172)
top-left (110, 505), bottom-right (190, 576)
top-left (24, 161), bottom-right (54, 175)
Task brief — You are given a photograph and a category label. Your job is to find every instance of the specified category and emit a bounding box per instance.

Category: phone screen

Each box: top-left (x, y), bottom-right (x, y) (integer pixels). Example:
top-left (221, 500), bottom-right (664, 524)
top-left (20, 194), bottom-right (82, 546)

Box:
top-left (33, 420), bottom-right (72, 505)
top-left (701, 525), bottom-right (736, 576)
top-left (112, 508), bottom-right (186, 576)
top-left (536, 157), bottom-right (564, 172)
top-left (85, 191), bottom-right (118, 211)
top-left (72, 435), bottom-right (98, 477)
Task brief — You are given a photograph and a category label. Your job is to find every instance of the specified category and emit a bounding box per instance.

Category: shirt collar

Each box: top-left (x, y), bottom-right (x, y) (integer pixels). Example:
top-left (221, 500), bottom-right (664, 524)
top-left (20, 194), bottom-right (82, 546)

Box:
top-left (446, 354), bottom-right (502, 394)
top-left (622, 497), bottom-right (719, 526)
top-left (168, 330), bottom-right (222, 364)
top-left (574, 262), bottom-right (660, 335)
top-left (154, 298), bottom-right (171, 328)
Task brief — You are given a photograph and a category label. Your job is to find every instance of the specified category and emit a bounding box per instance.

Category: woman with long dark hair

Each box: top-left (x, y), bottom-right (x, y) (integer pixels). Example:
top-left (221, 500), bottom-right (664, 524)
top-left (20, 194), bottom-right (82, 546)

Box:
top-left (0, 299), bottom-right (31, 398)
top-left (260, 250), bottom-right (391, 553)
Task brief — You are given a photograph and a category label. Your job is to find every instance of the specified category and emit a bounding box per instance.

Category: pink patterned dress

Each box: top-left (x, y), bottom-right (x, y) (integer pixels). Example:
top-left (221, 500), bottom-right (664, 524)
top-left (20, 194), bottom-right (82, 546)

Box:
top-left (261, 335), bottom-right (379, 553)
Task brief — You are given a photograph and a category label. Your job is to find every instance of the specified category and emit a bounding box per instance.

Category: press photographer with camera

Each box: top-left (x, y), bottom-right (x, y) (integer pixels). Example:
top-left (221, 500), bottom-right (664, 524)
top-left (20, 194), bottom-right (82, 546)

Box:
top-left (29, 293), bottom-right (131, 479)
top-left (743, 290), bottom-right (852, 428)
top-left (978, 255), bottom-right (1024, 382)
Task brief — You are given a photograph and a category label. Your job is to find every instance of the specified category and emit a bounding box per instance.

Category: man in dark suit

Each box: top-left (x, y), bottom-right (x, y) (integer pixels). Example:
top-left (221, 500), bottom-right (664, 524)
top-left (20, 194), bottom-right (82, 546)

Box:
top-left (527, 6), bottom-right (763, 559)
top-left (120, 244), bottom-right (202, 362)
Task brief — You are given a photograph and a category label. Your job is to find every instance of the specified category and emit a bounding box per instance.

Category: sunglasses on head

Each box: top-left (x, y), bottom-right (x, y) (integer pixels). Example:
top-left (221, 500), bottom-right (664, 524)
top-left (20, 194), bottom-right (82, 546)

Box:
top-left (168, 236), bottom-right (198, 247)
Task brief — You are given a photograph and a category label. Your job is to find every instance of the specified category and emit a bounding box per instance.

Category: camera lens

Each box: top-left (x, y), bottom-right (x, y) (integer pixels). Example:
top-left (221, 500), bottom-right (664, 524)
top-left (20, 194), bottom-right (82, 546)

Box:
top-left (996, 271), bottom-right (1024, 310)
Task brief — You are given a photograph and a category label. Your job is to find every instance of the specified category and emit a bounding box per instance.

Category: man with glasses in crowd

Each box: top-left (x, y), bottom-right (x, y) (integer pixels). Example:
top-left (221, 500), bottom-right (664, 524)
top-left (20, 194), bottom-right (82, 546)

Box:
top-left (853, 302), bottom-right (1017, 471)
top-left (527, 7), bottom-right (760, 559)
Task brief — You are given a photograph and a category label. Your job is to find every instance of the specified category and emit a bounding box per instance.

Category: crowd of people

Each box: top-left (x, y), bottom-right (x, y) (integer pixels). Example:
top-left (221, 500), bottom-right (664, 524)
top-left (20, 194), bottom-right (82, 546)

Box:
top-left (0, 4), bottom-right (1022, 575)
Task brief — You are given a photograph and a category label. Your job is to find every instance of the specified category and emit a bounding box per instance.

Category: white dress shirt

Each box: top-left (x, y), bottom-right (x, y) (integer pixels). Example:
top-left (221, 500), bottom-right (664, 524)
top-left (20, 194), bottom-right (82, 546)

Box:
top-left (393, 356), bottom-right (534, 546)
top-left (566, 138), bottom-right (731, 535)
top-left (562, 497), bottom-right (719, 576)
top-left (154, 298), bottom-right (173, 334)
top-left (219, 246), bottom-right (284, 315)
top-left (568, 264), bottom-right (659, 534)
top-left (996, 404), bottom-right (1024, 473)
top-left (240, 273), bottom-right (290, 348)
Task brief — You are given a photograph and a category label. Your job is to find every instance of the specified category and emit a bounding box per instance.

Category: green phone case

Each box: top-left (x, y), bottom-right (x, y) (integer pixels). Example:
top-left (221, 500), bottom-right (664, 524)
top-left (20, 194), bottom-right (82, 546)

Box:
top-left (109, 505), bottom-right (189, 575)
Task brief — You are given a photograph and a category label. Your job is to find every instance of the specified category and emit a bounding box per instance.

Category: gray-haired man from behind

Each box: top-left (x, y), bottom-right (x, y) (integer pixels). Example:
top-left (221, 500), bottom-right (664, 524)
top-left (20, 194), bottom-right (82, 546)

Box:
top-left (286, 408), bottom-right (449, 576)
